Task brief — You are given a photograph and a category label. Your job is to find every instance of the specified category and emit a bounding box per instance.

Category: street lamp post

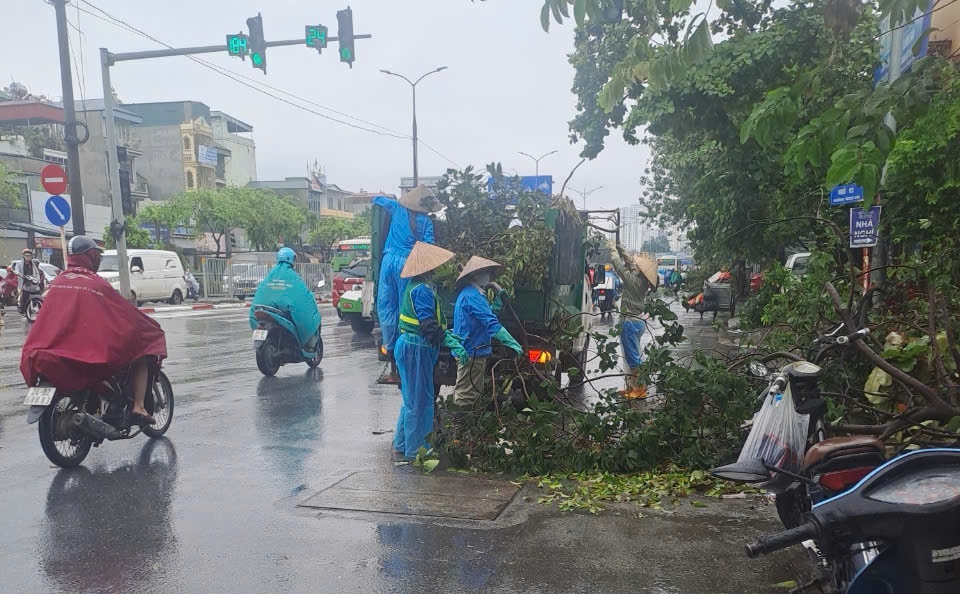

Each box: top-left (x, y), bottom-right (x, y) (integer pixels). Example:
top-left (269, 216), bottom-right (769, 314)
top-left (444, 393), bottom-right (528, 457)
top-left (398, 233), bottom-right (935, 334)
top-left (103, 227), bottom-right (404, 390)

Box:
top-left (381, 67), bottom-right (448, 187)
top-left (518, 150), bottom-right (557, 181)
top-left (572, 185), bottom-right (604, 209)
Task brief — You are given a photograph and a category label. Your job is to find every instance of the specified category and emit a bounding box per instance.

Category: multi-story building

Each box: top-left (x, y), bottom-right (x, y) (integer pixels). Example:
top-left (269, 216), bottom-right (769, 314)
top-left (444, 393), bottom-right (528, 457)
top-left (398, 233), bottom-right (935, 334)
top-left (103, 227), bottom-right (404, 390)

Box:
top-left (210, 111), bottom-right (256, 186)
top-left (123, 101), bottom-right (256, 199)
top-left (343, 191), bottom-right (391, 215)
top-left (248, 171), bottom-right (353, 219)
top-left (619, 204), bottom-right (653, 254)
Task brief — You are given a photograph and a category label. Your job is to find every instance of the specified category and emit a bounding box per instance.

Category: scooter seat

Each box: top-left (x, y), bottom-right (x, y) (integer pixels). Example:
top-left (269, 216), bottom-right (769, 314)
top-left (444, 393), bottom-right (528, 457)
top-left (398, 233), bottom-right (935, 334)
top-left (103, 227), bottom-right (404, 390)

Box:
top-left (802, 435), bottom-right (885, 471)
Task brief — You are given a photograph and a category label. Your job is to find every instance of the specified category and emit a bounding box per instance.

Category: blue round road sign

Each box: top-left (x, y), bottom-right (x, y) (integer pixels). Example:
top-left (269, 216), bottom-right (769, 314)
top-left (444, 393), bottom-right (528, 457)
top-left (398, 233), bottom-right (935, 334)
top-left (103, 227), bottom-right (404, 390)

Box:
top-left (45, 195), bottom-right (71, 227)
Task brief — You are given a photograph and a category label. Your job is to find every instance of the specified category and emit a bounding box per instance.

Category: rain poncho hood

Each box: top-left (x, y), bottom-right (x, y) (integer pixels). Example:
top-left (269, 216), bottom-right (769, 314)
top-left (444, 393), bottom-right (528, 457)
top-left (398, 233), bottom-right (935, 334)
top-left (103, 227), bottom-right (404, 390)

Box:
top-left (249, 261), bottom-right (321, 348)
top-left (20, 266), bottom-right (167, 391)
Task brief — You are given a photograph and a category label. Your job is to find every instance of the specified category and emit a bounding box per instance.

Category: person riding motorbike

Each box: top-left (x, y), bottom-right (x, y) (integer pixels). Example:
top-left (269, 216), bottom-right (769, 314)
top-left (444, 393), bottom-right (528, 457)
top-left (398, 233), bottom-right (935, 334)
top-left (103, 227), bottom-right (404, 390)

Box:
top-left (0, 266), bottom-right (17, 326)
top-left (13, 248), bottom-right (44, 314)
top-left (20, 236), bottom-right (168, 425)
top-left (248, 248), bottom-right (322, 352)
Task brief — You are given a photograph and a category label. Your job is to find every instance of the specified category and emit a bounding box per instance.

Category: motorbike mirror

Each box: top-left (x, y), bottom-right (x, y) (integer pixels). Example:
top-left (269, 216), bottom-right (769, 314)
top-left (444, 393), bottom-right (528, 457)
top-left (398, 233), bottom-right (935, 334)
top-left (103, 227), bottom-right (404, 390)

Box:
top-left (710, 458), bottom-right (771, 484)
top-left (749, 360), bottom-right (770, 378)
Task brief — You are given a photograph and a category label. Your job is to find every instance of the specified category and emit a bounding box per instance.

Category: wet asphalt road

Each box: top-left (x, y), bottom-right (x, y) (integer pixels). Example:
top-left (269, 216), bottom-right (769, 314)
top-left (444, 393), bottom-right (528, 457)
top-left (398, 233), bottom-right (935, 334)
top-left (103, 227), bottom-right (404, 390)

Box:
top-left (0, 303), bottom-right (800, 594)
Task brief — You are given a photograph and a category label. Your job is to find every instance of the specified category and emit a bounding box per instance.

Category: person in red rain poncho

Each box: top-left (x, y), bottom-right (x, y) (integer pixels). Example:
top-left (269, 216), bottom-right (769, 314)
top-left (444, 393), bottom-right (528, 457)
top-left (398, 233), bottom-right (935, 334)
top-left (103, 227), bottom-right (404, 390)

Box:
top-left (20, 236), bottom-right (167, 425)
top-left (0, 266), bottom-right (18, 326)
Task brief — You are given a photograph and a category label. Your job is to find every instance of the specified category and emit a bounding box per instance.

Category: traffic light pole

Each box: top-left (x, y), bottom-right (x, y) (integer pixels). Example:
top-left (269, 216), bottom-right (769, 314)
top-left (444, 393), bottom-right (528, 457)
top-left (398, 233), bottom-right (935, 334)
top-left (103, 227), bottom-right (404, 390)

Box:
top-left (99, 30), bottom-right (371, 302)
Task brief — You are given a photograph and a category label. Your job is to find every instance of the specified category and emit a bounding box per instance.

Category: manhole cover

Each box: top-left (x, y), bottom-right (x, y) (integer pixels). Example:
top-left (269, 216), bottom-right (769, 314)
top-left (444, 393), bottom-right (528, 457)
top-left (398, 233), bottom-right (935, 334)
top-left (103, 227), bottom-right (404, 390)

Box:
top-left (299, 471), bottom-right (520, 520)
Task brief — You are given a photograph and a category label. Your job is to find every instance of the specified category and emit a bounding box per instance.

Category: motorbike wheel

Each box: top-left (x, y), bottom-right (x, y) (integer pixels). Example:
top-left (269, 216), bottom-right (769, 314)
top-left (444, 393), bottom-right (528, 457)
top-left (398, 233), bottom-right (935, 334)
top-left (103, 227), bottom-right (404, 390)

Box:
top-left (38, 395), bottom-right (93, 468)
top-left (307, 336), bottom-right (324, 368)
top-left (142, 371), bottom-right (174, 438)
top-left (775, 487), bottom-right (809, 529)
top-left (256, 342), bottom-right (282, 377)
top-left (26, 298), bottom-right (41, 322)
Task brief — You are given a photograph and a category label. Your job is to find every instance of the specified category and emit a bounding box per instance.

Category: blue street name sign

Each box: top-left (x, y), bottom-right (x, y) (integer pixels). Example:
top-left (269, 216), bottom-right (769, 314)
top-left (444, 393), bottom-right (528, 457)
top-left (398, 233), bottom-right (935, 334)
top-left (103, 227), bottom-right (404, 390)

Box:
top-left (830, 184), bottom-right (864, 206)
top-left (45, 195), bottom-right (71, 227)
top-left (849, 206), bottom-right (881, 248)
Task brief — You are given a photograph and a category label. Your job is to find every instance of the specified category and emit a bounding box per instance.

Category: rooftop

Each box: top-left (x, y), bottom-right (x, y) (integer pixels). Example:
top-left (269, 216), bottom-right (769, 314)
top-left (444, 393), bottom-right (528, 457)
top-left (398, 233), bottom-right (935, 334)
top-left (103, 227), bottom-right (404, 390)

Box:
top-left (210, 111), bottom-right (254, 134)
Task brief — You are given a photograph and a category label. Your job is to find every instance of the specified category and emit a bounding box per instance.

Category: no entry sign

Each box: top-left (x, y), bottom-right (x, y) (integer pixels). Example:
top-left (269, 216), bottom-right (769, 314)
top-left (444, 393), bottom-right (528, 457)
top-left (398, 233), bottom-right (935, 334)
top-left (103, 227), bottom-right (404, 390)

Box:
top-left (40, 164), bottom-right (68, 196)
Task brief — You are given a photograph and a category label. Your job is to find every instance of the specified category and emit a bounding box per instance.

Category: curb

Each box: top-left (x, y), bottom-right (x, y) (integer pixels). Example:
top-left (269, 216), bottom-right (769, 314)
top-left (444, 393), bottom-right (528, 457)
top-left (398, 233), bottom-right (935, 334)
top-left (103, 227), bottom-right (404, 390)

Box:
top-left (142, 302), bottom-right (249, 314)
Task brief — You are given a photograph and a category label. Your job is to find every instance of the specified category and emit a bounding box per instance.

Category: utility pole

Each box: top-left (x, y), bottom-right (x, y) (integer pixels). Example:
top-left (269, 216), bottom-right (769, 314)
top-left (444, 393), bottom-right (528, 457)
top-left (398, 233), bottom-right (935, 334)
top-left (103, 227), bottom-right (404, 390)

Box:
top-left (52, 0), bottom-right (86, 235)
top-left (518, 150), bottom-right (557, 184)
top-left (380, 67), bottom-right (447, 187)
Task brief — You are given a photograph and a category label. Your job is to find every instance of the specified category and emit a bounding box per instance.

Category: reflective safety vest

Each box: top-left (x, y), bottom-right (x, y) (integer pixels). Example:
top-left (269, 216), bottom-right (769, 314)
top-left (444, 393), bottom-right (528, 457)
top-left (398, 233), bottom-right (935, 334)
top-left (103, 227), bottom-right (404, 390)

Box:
top-left (398, 281), bottom-right (446, 335)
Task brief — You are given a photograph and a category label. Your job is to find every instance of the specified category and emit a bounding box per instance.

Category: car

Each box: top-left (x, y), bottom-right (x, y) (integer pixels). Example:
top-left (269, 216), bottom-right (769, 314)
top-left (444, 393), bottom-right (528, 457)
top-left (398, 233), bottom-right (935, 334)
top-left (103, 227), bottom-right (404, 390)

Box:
top-left (98, 249), bottom-right (188, 305)
top-left (332, 260), bottom-right (368, 317)
top-left (231, 264), bottom-right (271, 298)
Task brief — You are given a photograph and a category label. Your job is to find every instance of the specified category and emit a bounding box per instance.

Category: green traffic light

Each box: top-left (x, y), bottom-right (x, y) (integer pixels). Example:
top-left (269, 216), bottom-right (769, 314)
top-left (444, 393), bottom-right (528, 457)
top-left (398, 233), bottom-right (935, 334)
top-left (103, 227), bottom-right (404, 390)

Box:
top-left (252, 53), bottom-right (263, 66)
top-left (340, 47), bottom-right (352, 60)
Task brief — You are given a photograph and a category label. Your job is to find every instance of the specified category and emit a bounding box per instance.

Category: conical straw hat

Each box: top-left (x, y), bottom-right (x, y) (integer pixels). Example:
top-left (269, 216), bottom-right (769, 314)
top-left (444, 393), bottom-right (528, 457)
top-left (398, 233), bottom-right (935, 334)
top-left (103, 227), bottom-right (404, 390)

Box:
top-left (399, 184), bottom-right (442, 213)
top-left (632, 254), bottom-right (659, 287)
top-left (457, 256), bottom-right (503, 285)
top-left (400, 241), bottom-right (455, 278)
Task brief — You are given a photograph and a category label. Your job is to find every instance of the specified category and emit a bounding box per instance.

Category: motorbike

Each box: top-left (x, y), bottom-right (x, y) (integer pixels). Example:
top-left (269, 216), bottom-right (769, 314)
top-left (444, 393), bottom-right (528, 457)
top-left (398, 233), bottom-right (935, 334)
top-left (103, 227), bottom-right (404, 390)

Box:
top-left (252, 304), bottom-right (323, 376)
top-left (745, 448), bottom-right (960, 594)
top-left (24, 360), bottom-right (174, 467)
top-left (16, 270), bottom-right (45, 322)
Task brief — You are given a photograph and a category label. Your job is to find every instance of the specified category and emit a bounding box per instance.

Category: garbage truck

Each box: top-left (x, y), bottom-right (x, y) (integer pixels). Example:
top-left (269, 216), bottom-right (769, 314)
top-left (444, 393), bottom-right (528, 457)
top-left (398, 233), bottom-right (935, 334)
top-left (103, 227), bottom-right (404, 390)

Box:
top-left (363, 196), bottom-right (608, 392)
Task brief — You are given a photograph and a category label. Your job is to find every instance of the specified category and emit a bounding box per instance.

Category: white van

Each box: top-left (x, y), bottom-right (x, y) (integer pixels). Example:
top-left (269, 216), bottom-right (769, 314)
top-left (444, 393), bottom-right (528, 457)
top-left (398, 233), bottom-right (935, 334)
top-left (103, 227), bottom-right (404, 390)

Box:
top-left (98, 249), bottom-right (188, 305)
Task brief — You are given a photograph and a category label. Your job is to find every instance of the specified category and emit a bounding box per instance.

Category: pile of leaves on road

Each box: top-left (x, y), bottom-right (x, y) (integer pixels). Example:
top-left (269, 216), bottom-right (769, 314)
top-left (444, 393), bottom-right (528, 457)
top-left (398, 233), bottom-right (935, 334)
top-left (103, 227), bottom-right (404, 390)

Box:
top-left (438, 292), bottom-right (758, 478)
top-left (532, 469), bottom-right (761, 515)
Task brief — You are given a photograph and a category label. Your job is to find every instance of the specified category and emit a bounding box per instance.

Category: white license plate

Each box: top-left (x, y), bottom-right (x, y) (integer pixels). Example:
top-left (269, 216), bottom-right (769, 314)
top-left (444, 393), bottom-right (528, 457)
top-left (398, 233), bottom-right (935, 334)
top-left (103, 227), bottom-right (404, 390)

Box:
top-left (24, 387), bottom-right (56, 406)
top-left (252, 329), bottom-right (268, 341)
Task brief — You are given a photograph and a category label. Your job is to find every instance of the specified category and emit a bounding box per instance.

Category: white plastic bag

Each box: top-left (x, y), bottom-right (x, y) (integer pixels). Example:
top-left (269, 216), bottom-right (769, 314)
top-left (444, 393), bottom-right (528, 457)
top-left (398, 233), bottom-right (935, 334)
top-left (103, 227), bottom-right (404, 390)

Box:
top-left (737, 385), bottom-right (810, 475)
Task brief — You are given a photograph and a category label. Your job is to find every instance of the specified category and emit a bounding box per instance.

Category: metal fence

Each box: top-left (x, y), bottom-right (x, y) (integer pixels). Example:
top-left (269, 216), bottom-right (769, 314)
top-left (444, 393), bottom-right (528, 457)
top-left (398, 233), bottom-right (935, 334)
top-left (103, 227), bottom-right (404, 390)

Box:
top-left (198, 256), bottom-right (331, 300)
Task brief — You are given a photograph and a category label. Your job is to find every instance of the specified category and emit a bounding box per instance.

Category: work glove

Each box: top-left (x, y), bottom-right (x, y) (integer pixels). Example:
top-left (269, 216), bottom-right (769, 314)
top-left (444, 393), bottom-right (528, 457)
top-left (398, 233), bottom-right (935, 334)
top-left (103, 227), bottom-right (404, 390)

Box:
top-left (443, 331), bottom-right (469, 366)
top-left (489, 288), bottom-right (508, 313)
top-left (493, 327), bottom-right (523, 356)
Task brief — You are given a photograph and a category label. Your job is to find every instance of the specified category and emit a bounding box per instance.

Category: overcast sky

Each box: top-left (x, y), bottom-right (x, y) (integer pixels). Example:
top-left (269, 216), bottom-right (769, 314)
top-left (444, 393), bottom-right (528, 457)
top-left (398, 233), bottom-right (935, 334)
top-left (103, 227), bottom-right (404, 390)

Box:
top-left (9, 0), bottom-right (650, 210)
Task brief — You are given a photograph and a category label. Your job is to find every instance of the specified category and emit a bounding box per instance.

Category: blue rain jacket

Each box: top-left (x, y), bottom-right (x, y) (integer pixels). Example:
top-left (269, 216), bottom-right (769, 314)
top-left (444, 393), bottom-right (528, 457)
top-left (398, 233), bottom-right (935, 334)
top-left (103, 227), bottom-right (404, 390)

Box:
top-left (454, 284), bottom-right (504, 358)
top-left (374, 195), bottom-right (435, 354)
top-left (374, 195), bottom-right (434, 256)
top-left (249, 262), bottom-right (321, 349)
top-left (393, 282), bottom-right (441, 459)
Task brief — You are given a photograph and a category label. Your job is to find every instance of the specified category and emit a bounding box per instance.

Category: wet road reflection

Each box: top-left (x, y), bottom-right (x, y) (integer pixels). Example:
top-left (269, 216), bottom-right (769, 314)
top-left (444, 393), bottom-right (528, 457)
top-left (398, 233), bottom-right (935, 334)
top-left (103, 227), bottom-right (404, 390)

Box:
top-left (38, 439), bottom-right (178, 594)
top-left (256, 371), bottom-right (325, 494)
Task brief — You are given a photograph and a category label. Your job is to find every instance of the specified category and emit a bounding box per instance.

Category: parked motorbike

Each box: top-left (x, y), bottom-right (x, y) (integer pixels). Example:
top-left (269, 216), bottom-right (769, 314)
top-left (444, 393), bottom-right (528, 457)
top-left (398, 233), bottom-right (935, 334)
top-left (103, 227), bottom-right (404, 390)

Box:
top-left (745, 448), bottom-right (960, 593)
top-left (252, 304), bottom-right (323, 376)
top-left (24, 360), bottom-right (174, 467)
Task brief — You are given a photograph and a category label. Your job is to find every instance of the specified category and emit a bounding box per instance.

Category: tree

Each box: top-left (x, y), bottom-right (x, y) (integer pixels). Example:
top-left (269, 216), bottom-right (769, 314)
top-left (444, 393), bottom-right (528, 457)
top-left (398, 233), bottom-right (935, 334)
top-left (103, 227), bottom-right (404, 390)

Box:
top-left (172, 188), bottom-right (246, 257)
top-left (238, 189), bottom-right (308, 251)
top-left (103, 217), bottom-right (151, 249)
top-left (135, 201), bottom-right (190, 248)
top-left (0, 163), bottom-right (23, 208)
top-left (310, 216), bottom-right (357, 262)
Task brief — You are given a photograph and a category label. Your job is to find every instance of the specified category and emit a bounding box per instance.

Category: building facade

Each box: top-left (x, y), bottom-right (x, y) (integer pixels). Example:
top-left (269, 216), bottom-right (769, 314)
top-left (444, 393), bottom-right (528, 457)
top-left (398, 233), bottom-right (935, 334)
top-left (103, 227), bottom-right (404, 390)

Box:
top-left (248, 172), bottom-right (353, 219)
top-left (124, 101), bottom-right (255, 199)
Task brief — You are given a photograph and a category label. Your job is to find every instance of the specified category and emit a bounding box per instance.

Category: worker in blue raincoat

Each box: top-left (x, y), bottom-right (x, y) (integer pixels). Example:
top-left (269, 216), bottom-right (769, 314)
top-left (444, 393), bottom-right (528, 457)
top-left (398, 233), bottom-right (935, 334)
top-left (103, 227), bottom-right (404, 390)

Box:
top-left (607, 241), bottom-right (658, 399)
top-left (451, 256), bottom-right (523, 410)
top-left (249, 248), bottom-right (322, 351)
top-left (393, 242), bottom-right (468, 459)
top-left (373, 185), bottom-right (442, 375)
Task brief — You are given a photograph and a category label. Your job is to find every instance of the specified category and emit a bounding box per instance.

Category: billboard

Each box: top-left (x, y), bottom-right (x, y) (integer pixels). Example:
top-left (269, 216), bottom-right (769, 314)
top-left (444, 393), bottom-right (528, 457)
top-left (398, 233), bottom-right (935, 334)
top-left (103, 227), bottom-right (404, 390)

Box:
top-left (486, 175), bottom-right (553, 198)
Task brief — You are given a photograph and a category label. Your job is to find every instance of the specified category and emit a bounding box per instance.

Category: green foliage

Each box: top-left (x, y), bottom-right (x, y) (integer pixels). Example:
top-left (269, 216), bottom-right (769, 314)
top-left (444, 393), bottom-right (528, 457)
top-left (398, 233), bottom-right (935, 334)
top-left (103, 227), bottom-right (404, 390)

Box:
top-left (135, 201), bottom-right (191, 248)
top-left (0, 163), bottom-right (23, 208)
top-left (309, 211), bottom-right (369, 262)
top-left (103, 217), bottom-right (151, 249)
top-left (640, 234), bottom-right (671, 254)
top-left (435, 164), bottom-right (564, 293)
top-left (534, 469), bottom-right (758, 514)
top-left (242, 190), bottom-right (306, 251)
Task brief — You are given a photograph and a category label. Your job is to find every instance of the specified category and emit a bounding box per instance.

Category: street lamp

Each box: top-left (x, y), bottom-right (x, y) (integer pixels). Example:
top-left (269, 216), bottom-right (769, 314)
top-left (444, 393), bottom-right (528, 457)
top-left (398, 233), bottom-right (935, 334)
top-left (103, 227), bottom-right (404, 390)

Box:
top-left (518, 150), bottom-right (557, 181)
top-left (572, 185), bottom-right (604, 209)
top-left (380, 66), bottom-right (448, 187)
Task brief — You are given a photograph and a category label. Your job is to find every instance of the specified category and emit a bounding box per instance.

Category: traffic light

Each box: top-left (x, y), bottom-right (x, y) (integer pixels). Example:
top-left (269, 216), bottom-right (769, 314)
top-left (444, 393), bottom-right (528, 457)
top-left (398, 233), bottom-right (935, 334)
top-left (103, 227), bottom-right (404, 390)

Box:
top-left (226, 33), bottom-right (249, 60)
top-left (246, 13), bottom-right (266, 73)
top-left (305, 25), bottom-right (328, 54)
top-left (337, 7), bottom-right (355, 67)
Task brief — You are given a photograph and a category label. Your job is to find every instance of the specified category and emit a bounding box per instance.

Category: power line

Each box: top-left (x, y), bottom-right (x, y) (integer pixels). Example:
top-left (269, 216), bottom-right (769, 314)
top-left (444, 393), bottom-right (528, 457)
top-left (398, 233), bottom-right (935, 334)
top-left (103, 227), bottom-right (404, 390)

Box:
top-left (65, 16), bottom-right (89, 126)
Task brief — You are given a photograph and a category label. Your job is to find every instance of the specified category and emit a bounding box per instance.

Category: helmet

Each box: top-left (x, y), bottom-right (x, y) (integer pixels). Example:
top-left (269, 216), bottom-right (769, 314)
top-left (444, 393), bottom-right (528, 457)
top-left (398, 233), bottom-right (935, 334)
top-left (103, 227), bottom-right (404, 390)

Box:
top-left (68, 235), bottom-right (104, 255)
top-left (277, 247), bottom-right (296, 265)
